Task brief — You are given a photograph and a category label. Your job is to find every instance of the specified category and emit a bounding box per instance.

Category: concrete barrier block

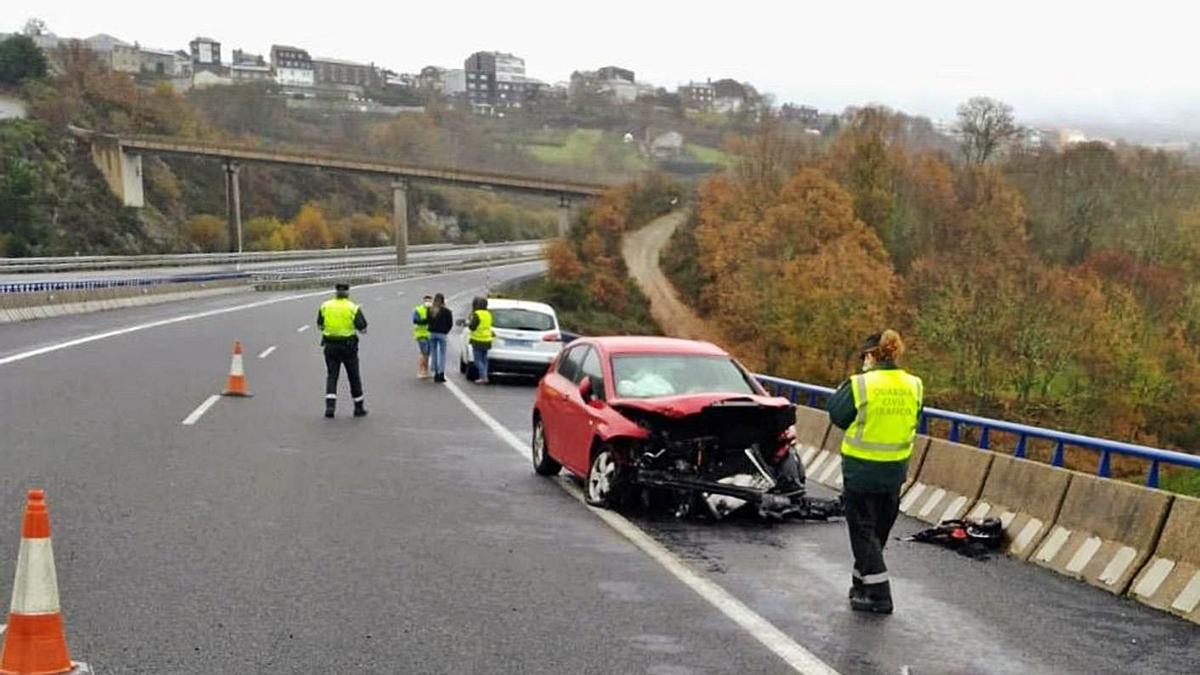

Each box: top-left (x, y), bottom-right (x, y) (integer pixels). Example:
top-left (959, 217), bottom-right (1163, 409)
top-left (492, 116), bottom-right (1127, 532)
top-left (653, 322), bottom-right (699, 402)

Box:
top-left (794, 406), bottom-right (830, 467)
top-left (902, 435), bottom-right (932, 493)
top-left (964, 454), bottom-right (1071, 560)
top-left (806, 427), bottom-right (844, 485)
top-left (900, 438), bottom-right (994, 525)
top-left (1032, 473), bottom-right (1172, 595)
top-left (804, 425), bottom-right (846, 489)
top-left (822, 424), bottom-right (845, 454)
top-left (1129, 494), bottom-right (1200, 622)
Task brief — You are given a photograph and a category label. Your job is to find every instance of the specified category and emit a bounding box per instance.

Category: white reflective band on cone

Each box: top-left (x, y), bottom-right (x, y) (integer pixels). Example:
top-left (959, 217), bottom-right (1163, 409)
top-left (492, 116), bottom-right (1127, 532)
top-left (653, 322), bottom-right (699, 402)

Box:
top-left (230, 354), bottom-right (244, 376)
top-left (10, 538), bottom-right (61, 614)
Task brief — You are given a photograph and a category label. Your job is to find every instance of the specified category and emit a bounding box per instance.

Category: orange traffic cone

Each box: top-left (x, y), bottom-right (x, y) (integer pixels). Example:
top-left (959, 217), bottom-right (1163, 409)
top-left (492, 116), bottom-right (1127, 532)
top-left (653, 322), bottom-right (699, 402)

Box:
top-left (0, 489), bottom-right (89, 675)
top-left (222, 340), bottom-right (252, 397)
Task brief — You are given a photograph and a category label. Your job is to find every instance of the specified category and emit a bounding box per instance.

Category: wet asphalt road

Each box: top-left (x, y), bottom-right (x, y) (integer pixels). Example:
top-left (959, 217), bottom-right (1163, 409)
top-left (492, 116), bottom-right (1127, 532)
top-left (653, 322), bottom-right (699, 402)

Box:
top-left (0, 262), bottom-right (1195, 674)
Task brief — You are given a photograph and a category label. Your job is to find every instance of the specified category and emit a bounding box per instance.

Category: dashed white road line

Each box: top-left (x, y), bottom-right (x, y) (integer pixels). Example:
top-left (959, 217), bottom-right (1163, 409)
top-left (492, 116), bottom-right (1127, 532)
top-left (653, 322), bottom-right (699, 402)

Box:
top-left (181, 395), bottom-right (221, 426)
top-left (441, 379), bottom-right (840, 675)
top-left (296, 324), bottom-right (310, 333)
top-left (0, 262), bottom-right (541, 370)
top-left (257, 346), bottom-right (277, 359)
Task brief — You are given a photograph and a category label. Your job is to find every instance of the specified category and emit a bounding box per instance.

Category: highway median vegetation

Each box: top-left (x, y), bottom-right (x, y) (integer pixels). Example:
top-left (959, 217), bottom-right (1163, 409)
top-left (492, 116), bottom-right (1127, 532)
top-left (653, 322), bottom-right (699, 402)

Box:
top-left (663, 107), bottom-right (1200, 490)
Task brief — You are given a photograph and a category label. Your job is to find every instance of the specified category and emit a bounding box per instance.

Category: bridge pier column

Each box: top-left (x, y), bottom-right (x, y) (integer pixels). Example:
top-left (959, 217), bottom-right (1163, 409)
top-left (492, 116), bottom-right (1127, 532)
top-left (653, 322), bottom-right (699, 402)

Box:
top-left (89, 137), bottom-right (145, 208)
top-left (557, 195), bottom-right (573, 238)
top-left (223, 160), bottom-right (242, 254)
top-left (392, 178), bottom-right (409, 266)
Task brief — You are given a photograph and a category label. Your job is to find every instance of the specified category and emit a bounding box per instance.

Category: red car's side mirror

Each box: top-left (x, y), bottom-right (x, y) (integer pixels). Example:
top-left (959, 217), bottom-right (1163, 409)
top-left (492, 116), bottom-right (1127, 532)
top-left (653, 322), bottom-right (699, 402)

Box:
top-left (580, 377), bottom-right (605, 408)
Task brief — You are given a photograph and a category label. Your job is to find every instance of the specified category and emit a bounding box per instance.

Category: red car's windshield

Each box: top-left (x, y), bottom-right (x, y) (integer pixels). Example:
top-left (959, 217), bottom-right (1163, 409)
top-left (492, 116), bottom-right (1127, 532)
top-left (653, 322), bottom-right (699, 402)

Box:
top-left (610, 354), bottom-right (757, 398)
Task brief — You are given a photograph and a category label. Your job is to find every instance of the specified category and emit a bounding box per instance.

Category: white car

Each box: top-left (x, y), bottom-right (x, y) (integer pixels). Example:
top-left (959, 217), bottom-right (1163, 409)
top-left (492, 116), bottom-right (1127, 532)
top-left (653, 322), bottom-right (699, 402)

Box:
top-left (459, 299), bottom-right (565, 379)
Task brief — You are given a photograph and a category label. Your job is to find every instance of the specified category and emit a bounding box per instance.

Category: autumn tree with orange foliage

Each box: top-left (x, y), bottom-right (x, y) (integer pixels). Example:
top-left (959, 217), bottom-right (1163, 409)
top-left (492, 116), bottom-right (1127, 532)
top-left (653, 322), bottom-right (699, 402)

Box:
top-left (693, 167), bottom-right (895, 383)
top-left (291, 203), bottom-right (332, 250)
top-left (665, 102), bottom-right (1200, 480)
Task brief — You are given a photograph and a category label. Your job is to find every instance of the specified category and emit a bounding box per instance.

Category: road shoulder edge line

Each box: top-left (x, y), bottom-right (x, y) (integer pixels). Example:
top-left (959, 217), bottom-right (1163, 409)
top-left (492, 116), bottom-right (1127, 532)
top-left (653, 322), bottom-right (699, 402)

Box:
top-left (441, 378), bottom-right (840, 675)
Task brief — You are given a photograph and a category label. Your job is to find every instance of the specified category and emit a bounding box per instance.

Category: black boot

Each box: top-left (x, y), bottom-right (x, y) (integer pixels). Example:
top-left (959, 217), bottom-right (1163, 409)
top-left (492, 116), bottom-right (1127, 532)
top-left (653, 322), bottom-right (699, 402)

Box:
top-left (353, 400), bottom-right (368, 417)
top-left (848, 574), bottom-right (864, 599)
top-left (324, 399), bottom-right (336, 418)
top-left (850, 581), bottom-right (893, 614)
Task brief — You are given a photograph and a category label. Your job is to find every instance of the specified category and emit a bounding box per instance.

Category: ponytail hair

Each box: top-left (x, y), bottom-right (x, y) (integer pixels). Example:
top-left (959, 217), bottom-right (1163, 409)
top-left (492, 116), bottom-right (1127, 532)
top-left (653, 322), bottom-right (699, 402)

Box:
top-left (876, 329), bottom-right (905, 362)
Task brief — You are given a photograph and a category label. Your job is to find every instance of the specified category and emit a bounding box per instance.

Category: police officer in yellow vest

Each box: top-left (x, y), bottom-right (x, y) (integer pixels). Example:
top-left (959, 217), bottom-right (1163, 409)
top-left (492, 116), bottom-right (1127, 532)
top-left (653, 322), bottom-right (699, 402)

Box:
top-left (318, 283), bottom-right (369, 418)
top-left (827, 329), bottom-right (923, 614)
top-left (466, 296), bottom-right (493, 384)
top-left (413, 295), bottom-right (432, 378)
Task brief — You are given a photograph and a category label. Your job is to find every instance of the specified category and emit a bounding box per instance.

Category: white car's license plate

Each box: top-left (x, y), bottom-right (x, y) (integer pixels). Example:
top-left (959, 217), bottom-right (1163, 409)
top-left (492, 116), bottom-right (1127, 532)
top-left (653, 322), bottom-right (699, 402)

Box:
top-left (503, 339), bottom-right (533, 348)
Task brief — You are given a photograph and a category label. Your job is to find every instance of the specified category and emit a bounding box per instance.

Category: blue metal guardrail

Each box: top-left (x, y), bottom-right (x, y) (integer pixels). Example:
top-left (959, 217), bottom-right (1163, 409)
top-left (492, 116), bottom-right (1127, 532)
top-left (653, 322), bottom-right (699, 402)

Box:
top-left (756, 375), bottom-right (1200, 489)
top-left (0, 271), bottom-right (250, 294)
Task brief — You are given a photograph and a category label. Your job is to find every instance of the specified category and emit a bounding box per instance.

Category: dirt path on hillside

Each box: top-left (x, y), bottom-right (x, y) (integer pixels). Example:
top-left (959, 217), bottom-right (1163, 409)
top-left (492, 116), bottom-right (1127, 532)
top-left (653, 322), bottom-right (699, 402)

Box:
top-left (621, 211), bottom-right (718, 341)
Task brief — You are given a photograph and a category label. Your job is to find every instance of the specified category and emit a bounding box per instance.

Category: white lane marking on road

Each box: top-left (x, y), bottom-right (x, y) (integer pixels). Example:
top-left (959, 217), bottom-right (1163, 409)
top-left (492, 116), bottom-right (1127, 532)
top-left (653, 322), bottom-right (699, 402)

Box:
top-left (181, 395), bottom-right (221, 426)
top-left (0, 263), bottom-right (541, 369)
top-left (297, 324), bottom-right (310, 333)
top-left (442, 378), bottom-right (840, 675)
top-left (257, 346), bottom-right (277, 359)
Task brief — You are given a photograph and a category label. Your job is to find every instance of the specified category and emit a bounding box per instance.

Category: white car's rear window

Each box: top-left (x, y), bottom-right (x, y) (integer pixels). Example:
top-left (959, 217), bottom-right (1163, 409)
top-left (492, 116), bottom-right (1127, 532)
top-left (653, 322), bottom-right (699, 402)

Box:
top-left (491, 308), bottom-right (555, 331)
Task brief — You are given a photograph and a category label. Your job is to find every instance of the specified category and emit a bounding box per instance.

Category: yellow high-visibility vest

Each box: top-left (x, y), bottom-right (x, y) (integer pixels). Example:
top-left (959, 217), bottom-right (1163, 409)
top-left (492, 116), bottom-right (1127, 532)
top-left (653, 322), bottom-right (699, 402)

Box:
top-left (320, 297), bottom-right (359, 338)
top-left (470, 309), bottom-right (493, 345)
top-left (841, 368), bottom-right (924, 463)
top-left (413, 305), bottom-right (431, 340)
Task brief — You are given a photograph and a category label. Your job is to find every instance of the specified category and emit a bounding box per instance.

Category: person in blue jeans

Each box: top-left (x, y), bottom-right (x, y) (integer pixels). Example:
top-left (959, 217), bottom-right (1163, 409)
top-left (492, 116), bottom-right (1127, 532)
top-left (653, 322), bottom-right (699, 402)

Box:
top-left (426, 293), bottom-right (453, 383)
top-left (467, 296), bottom-right (493, 384)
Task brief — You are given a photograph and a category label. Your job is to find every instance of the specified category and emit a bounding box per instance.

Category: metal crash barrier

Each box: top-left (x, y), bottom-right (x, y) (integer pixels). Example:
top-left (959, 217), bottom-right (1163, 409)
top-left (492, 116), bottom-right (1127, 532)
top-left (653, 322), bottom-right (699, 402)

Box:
top-left (755, 375), bottom-right (1200, 488)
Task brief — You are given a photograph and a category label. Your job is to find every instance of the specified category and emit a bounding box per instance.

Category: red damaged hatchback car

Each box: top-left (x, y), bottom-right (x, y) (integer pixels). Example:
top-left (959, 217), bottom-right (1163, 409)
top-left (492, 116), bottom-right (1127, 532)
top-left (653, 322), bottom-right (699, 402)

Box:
top-left (530, 336), bottom-right (826, 519)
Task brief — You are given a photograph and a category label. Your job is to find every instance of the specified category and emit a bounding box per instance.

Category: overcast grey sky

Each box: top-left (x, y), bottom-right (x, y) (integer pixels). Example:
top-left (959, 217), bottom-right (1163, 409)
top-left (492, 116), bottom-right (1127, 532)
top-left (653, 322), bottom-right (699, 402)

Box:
top-left (7, 1), bottom-right (1199, 138)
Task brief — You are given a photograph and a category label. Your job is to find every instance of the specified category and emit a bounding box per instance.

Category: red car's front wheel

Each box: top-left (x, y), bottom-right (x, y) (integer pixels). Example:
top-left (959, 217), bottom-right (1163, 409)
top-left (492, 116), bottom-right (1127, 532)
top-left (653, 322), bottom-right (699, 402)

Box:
top-left (586, 447), bottom-right (624, 507)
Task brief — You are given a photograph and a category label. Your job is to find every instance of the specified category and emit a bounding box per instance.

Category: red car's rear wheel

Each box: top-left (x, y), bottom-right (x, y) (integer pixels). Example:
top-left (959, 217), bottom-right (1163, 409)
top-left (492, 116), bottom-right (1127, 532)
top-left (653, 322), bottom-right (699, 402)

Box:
top-left (531, 419), bottom-right (561, 476)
